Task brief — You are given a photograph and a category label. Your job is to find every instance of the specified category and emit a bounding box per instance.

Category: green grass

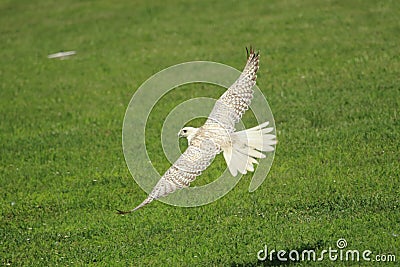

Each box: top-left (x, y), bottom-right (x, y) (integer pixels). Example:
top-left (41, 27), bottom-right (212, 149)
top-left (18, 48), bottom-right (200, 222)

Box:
top-left (1, 0), bottom-right (399, 266)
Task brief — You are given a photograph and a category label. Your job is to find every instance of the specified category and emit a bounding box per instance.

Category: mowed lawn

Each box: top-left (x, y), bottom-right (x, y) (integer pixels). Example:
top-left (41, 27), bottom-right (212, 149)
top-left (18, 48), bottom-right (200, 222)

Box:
top-left (1, 0), bottom-right (399, 266)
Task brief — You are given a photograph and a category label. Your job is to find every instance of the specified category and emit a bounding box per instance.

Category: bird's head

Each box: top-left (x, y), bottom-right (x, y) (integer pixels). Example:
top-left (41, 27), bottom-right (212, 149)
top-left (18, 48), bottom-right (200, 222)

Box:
top-left (178, 127), bottom-right (198, 142)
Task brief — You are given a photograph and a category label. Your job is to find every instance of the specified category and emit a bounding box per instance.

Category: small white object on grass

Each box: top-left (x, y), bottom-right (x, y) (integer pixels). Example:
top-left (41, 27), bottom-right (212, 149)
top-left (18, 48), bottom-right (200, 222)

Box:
top-left (47, 51), bottom-right (76, 59)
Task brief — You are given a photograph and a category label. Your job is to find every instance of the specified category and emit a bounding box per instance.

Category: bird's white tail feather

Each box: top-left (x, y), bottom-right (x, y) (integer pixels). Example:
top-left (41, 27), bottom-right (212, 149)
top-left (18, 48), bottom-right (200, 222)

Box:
top-left (223, 121), bottom-right (277, 176)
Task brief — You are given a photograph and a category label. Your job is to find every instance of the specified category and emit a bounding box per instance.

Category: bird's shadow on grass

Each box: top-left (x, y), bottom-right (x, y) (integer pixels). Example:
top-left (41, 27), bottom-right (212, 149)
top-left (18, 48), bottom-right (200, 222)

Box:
top-left (231, 240), bottom-right (325, 267)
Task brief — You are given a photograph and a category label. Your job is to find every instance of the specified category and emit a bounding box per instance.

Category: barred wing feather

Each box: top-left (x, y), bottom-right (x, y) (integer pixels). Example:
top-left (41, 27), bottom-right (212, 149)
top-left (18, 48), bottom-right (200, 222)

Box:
top-left (118, 139), bottom-right (218, 213)
top-left (206, 47), bottom-right (259, 131)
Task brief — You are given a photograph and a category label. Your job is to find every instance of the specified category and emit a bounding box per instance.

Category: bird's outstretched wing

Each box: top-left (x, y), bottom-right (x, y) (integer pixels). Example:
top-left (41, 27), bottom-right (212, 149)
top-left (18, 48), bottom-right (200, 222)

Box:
top-left (117, 139), bottom-right (218, 213)
top-left (205, 47), bottom-right (259, 132)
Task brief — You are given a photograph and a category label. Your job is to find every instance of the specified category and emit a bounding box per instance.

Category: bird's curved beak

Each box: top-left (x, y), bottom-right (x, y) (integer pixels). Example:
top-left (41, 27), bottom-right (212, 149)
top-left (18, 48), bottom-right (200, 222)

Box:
top-left (177, 131), bottom-right (182, 138)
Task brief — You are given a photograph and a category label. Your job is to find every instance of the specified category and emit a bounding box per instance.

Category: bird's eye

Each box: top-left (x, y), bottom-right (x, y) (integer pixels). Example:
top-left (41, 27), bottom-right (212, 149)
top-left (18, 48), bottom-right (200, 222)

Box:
top-left (183, 129), bottom-right (187, 133)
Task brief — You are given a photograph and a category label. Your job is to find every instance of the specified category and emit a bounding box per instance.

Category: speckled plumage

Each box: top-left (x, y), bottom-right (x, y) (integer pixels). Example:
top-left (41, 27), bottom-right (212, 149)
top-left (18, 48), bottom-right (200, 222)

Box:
top-left (118, 48), bottom-right (276, 214)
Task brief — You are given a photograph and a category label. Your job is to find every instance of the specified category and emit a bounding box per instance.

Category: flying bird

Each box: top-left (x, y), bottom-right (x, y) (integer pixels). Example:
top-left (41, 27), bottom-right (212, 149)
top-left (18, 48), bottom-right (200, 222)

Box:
top-left (118, 47), bottom-right (277, 214)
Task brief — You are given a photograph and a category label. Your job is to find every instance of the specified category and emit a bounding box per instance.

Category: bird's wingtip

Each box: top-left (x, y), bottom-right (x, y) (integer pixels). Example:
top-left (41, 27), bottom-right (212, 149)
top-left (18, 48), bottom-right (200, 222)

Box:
top-left (116, 209), bottom-right (131, 215)
top-left (116, 196), bottom-right (154, 215)
top-left (245, 45), bottom-right (260, 60)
